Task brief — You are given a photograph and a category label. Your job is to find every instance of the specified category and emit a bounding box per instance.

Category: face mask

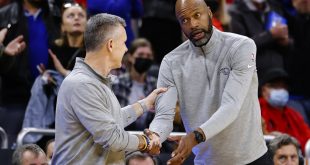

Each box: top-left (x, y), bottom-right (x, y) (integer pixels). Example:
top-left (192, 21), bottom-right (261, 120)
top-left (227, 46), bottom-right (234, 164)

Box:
top-left (134, 58), bottom-right (153, 74)
top-left (268, 89), bottom-right (289, 107)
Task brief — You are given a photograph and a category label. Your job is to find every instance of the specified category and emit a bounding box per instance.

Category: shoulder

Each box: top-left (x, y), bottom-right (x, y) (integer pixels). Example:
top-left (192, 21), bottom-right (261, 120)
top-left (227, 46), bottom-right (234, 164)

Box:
top-left (163, 40), bottom-right (191, 63)
top-left (221, 31), bottom-right (255, 50)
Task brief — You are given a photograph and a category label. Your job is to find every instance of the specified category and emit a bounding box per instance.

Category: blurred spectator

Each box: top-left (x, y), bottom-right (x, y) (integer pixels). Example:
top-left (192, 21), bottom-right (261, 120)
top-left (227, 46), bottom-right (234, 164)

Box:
top-left (205, 0), bottom-right (230, 31)
top-left (112, 38), bottom-right (157, 131)
top-left (0, 0), bottom-right (60, 148)
top-left (22, 2), bottom-right (87, 143)
top-left (229, 0), bottom-right (291, 81)
top-left (284, 0), bottom-right (310, 110)
top-left (139, 0), bottom-right (182, 65)
top-left (269, 134), bottom-right (300, 165)
top-left (126, 152), bottom-right (156, 165)
top-left (259, 68), bottom-right (310, 151)
top-left (48, 2), bottom-right (86, 75)
top-left (45, 139), bottom-right (54, 164)
top-left (86, 0), bottom-right (143, 46)
top-left (12, 144), bottom-right (48, 165)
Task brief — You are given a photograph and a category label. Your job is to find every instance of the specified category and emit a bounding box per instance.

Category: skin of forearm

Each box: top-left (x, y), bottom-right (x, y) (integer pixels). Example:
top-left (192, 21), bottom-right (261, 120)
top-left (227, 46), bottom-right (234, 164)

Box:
top-left (131, 102), bottom-right (144, 117)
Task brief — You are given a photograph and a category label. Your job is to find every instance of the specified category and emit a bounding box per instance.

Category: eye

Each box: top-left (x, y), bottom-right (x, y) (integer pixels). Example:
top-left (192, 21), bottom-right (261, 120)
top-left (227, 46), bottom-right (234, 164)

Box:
top-left (67, 13), bottom-right (74, 18)
top-left (78, 13), bottom-right (85, 18)
top-left (182, 18), bottom-right (188, 24)
top-left (195, 13), bottom-right (201, 18)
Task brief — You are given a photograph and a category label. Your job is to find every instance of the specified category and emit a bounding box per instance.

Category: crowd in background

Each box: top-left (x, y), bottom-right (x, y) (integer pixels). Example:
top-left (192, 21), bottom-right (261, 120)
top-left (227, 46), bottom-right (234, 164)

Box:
top-left (0, 0), bottom-right (309, 164)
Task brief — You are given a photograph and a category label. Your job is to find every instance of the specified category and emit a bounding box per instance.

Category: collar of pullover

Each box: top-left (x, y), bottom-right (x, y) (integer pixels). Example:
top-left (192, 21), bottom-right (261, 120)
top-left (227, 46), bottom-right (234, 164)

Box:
top-left (189, 27), bottom-right (219, 56)
top-left (74, 57), bottom-right (115, 86)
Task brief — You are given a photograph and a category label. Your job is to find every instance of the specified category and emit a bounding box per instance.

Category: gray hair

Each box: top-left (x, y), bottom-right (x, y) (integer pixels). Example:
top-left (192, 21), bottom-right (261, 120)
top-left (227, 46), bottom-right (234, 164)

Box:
top-left (269, 134), bottom-right (300, 157)
top-left (84, 13), bottom-right (126, 52)
top-left (12, 144), bottom-right (46, 165)
top-left (126, 152), bottom-right (156, 165)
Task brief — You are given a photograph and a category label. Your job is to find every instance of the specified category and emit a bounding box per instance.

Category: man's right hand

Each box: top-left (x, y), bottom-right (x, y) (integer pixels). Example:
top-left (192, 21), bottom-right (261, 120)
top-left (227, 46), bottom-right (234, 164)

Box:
top-left (270, 24), bottom-right (288, 40)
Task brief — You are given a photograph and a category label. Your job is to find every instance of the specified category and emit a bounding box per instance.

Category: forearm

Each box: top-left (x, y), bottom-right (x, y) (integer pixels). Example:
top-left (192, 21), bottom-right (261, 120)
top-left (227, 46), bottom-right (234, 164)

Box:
top-left (149, 87), bottom-right (177, 142)
top-left (121, 103), bottom-right (144, 127)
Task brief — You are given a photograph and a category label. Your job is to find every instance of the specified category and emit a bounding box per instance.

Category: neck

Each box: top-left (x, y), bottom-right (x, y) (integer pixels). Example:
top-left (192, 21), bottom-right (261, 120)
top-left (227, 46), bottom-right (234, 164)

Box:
top-left (130, 68), bottom-right (146, 83)
top-left (84, 52), bottom-right (111, 77)
top-left (23, 0), bottom-right (39, 14)
top-left (67, 34), bottom-right (83, 48)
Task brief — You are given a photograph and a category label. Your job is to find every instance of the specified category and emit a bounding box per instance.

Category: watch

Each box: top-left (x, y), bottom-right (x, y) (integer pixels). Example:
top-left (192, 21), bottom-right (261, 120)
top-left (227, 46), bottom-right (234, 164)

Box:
top-left (193, 130), bottom-right (205, 144)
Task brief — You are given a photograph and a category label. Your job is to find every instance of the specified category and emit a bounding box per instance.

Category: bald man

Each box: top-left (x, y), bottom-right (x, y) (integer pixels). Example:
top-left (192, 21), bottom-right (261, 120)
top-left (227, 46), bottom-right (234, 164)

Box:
top-left (147, 0), bottom-right (271, 164)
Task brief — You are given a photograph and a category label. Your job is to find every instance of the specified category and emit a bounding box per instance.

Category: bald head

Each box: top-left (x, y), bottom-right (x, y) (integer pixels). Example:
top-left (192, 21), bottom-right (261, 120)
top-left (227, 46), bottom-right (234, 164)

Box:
top-left (175, 0), bottom-right (213, 47)
top-left (175, 0), bottom-right (208, 15)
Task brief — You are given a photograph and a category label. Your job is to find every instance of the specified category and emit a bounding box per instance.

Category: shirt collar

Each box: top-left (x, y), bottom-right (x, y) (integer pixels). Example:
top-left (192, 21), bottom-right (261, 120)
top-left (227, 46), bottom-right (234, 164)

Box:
top-left (74, 57), bottom-right (115, 85)
top-left (189, 27), bottom-right (219, 56)
top-left (24, 8), bottom-right (42, 20)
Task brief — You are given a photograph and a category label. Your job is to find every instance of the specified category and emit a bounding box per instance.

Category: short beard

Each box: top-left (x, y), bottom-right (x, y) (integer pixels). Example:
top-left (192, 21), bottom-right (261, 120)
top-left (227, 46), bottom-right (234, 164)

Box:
top-left (191, 16), bottom-right (213, 47)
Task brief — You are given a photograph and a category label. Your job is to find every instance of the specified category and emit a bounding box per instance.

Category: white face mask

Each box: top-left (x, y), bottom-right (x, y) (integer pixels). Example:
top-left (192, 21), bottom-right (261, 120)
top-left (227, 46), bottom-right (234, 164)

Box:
top-left (268, 89), bottom-right (289, 107)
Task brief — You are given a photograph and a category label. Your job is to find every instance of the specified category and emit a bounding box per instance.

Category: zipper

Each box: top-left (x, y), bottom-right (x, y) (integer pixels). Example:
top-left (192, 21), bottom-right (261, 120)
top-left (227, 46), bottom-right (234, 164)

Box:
top-left (201, 47), bottom-right (211, 90)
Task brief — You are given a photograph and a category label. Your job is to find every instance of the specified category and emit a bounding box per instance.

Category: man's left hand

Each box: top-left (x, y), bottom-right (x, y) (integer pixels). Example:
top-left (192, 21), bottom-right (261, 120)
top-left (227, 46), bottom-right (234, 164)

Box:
top-left (167, 132), bottom-right (197, 165)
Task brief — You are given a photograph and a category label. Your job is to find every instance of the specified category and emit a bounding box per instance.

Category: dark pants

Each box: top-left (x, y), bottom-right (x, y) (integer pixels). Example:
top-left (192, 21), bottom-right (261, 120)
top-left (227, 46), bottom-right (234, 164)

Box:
top-left (247, 151), bottom-right (273, 165)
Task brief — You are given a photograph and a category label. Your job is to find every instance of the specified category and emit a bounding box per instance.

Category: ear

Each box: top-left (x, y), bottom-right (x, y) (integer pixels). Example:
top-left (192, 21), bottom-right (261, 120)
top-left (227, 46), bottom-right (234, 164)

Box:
top-left (107, 39), bottom-right (113, 53)
top-left (207, 7), bottom-right (213, 18)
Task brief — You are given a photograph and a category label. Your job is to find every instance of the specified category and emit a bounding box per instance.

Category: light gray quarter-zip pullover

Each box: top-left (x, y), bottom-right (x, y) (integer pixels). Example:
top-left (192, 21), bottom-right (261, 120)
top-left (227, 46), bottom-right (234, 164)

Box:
top-left (150, 28), bottom-right (267, 164)
top-left (52, 58), bottom-right (139, 165)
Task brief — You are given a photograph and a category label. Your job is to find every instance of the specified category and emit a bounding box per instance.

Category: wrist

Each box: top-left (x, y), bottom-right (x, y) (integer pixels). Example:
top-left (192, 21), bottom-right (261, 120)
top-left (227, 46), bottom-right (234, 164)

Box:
top-left (193, 128), bottom-right (206, 144)
top-left (137, 134), bottom-right (149, 152)
top-left (138, 99), bottom-right (148, 113)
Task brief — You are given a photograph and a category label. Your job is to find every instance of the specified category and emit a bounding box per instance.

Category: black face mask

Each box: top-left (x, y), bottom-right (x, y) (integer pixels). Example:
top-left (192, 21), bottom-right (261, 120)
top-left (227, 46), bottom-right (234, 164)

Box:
top-left (134, 58), bottom-right (153, 74)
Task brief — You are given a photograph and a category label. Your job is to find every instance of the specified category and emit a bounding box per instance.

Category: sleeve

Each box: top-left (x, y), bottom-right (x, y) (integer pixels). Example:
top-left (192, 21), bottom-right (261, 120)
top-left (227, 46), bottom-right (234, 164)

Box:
top-left (229, 10), bottom-right (274, 49)
top-left (120, 105), bottom-right (139, 127)
top-left (71, 83), bottom-right (139, 152)
top-left (149, 58), bottom-right (178, 142)
top-left (200, 39), bottom-right (257, 141)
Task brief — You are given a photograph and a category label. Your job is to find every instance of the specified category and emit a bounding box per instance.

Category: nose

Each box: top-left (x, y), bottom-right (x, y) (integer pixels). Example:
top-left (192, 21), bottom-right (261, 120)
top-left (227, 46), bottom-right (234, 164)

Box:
top-left (190, 18), bottom-right (199, 29)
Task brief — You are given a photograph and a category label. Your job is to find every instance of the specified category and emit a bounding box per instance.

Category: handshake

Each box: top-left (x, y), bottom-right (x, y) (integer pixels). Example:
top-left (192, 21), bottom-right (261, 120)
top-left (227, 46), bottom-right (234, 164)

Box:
top-left (137, 129), bottom-right (161, 155)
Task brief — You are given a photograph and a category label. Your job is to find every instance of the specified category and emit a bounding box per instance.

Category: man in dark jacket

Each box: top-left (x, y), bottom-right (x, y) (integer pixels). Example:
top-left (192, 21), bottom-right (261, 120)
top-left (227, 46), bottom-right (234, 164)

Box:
top-left (284, 0), bottom-right (310, 127)
top-left (0, 0), bottom-right (60, 147)
top-left (229, 0), bottom-right (291, 82)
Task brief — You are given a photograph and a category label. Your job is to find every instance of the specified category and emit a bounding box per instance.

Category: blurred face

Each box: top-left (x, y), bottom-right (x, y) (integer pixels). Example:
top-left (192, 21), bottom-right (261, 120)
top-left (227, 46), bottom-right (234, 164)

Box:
top-left (273, 144), bottom-right (299, 165)
top-left (22, 151), bottom-right (48, 165)
top-left (46, 141), bottom-right (54, 161)
top-left (175, 0), bottom-right (213, 47)
top-left (62, 6), bottom-right (87, 35)
top-left (262, 80), bottom-right (288, 101)
top-left (111, 26), bottom-right (128, 69)
top-left (129, 46), bottom-right (153, 74)
top-left (128, 157), bottom-right (155, 165)
top-left (292, 0), bottom-right (310, 14)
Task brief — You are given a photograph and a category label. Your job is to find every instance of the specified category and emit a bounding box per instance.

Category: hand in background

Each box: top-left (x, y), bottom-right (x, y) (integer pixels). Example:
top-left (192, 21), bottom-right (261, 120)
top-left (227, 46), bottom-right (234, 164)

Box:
top-left (4, 35), bottom-right (26, 56)
top-left (49, 49), bottom-right (69, 76)
top-left (0, 28), bottom-right (7, 43)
